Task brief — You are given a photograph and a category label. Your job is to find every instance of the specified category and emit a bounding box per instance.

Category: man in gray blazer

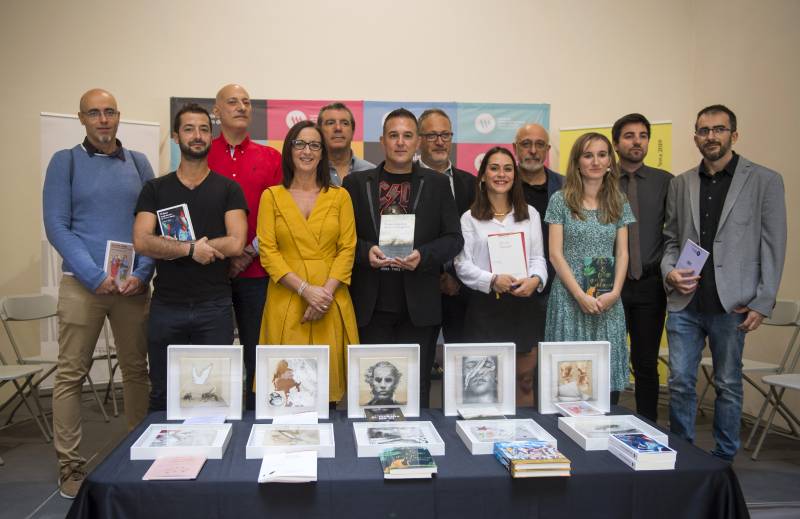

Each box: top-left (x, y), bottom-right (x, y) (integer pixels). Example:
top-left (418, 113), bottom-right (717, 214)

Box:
top-left (661, 104), bottom-right (787, 461)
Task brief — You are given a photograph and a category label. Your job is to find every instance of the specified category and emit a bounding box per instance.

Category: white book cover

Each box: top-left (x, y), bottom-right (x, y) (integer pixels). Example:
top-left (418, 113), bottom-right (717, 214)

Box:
top-left (675, 239), bottom-right (709, 277)
top-left (558, 415), bottom-right (668, 451)
top-left (379, 214), bottom-right (415, 258)
top-left (487, 231), bottom-right (528, 279)
top-left (258, 450), bottom-right (317, 483)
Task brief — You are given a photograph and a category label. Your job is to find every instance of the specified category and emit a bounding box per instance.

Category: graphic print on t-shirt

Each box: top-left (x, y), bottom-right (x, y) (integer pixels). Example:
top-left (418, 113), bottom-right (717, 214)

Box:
top-left (379, 175), bottom-right (411, 215)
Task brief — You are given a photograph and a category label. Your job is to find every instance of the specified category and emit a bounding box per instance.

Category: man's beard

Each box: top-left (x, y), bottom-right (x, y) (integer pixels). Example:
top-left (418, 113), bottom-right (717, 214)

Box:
top-left (180, 140), bottom-right (210, 160)
top-left (519, 158), bottom-right (544, 174)
top-left (700, 140), bottom-right (731, 162)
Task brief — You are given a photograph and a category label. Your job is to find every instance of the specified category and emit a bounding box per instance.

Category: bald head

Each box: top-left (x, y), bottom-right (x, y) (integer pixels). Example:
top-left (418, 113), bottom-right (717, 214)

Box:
top-left (79, 88), bottom-right (117, 113)
top-left (78, 89), bottom-right (120, 152)
top-left (514, 123), bottom-right (551, 176)
top-left (214, 84), bottom-right (252, 136)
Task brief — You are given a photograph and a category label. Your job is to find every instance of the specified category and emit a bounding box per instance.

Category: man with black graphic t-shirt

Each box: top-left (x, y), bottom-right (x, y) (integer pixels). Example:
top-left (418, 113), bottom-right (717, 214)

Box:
top-left (343, 108), bottom-right (463, 408)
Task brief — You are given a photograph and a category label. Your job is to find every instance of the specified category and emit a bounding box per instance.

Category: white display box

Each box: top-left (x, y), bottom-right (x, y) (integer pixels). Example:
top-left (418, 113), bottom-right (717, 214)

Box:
top-left (130, 423), bottom-right (232, 460)
top-left (456, 419), bottom-right (557, 455)
top-left (347, 344), bottom-right (420, 419)
top-left (245, 423), bottom-right (335, 459)
top-left (255, 345), bottom-right (330, 420)
top-left (167, 345), bottom-right (243, 421)
top-left (352, 421), bottom-right (444, 457)
top-left (538, 341), bottom-right (610, 415)
top-left (443, 343), bottom-right (516, 417)
top-left (558, 415), bottom-right (669, 451)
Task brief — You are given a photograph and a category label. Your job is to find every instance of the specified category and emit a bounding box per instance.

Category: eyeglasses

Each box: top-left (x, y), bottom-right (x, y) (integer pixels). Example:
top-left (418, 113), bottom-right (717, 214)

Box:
top-left (291, 139), bottom-right (322, 151)
top-left (516, 139), bottom-right (548, 150)
top-left (82, 109), bottom-right (119, 120)
top-left (695, 126), bottom-right (732, 137)
top-left (420, 132), bottom-right (453, 142)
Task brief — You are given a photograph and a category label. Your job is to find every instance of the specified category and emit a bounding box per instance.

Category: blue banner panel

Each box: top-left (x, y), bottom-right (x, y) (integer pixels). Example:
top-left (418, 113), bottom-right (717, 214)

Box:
top-left (363, 101), bottom-right (458, 142)
top-left (456, 103), bottom-right (550, 144)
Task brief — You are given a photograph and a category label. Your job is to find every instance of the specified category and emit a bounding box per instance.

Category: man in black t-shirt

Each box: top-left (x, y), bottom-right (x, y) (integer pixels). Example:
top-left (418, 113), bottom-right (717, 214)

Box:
top-left (133, 103), bottom-right (248, 411)
top-left (343, 108), bottom-right (463, 408)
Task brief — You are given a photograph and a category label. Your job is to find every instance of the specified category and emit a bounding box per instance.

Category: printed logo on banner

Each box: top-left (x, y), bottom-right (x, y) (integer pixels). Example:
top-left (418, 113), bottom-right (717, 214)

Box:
top-left (474, 113), bottom-right (496, 135)
top-left (455, 142), bottom-right (514, 176)
top-left (285, 110), bottom-right (308, 128)
top-left (362, 101), bottom-right (459, 142)
top-left (267, 100), bottom-right (366, 142)
top-left (457, 103), bottom-right (550, 144)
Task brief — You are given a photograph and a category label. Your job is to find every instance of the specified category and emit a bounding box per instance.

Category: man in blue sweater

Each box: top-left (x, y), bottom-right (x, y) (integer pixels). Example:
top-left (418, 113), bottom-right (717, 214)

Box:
top-left (43, 88), bottom-right (155, 499)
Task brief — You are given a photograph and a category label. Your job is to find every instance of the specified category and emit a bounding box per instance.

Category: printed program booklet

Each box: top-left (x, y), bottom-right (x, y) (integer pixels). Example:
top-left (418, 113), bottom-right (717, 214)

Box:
top-left (487, 231), bottom-right (528, 279)
top-left (379, 447), bottom-right (437, 479)
top-left (103, 241), bottom-right (135, 289)
top-left (582, 257), bottom-right (614, 297)
top-left (258, 450), bottom-right (318, 483)
top-left (142, 455), bottom-right (206, 480)
top-left (157, 203), bottom-right (195, 241)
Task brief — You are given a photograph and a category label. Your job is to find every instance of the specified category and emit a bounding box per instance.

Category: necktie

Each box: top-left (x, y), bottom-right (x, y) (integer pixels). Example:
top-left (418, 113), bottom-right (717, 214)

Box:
top-left (626, 170), bottom-right (643, 280)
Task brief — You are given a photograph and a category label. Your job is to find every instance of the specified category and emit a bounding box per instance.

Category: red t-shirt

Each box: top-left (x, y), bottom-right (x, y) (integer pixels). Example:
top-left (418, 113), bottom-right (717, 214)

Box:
top-left (208, 134), bottom-right (282, 278)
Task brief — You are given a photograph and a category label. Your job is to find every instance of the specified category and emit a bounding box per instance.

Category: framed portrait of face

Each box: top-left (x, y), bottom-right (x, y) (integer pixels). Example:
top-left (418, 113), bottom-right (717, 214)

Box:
top-left (442, 343), bottom-right (516, 417)
top-left (167, 345), bottom-right (243, 420)
top-left (538, 341), bottom-right (611, 415)
top-left (255, 345), bottom-right (330, 420)
top-left (347, 344), bottom-right (420, 418)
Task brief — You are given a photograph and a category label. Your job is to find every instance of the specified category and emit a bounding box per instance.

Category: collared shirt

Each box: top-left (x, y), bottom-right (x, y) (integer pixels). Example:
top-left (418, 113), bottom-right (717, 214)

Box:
top-left (691, 152), bottom-right (739, 314)
top-left (207, 134), bottom-right (282, 278)
top-left (618, 163), bottom-right (673, 268)
top-left (329, 151), bottom-right (375, 186)
top-left (418, 158), bottom-right (455, 196)
top-left (82, 137), bottom-right (125, 160)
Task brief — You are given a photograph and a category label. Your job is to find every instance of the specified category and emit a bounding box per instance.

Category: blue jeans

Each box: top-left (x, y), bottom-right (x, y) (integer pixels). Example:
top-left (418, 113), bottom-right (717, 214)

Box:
top-left (666, 308), bottom-right (746, 460)
top-left (231, 277), bottom-right (267, 410)
top-left (147, 297), bottom-right (234, 411)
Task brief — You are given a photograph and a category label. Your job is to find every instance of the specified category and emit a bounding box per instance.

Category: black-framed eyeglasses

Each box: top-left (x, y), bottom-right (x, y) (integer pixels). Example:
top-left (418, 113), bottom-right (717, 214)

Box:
top-left (695, 126), bottom-right (731, 137)
top-left (82, 109), bottom-right (119, 120)
top-left (291, 139), bottom-right (322, 151)
top-left (517, 139), bottom-right (548, 150)
top-left (420, 132), bottom-right (453, 142)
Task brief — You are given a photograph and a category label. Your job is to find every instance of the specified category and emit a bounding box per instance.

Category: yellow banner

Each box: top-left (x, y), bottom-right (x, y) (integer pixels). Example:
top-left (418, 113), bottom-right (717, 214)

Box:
top-left (558, 122), bottom-right (672, 174)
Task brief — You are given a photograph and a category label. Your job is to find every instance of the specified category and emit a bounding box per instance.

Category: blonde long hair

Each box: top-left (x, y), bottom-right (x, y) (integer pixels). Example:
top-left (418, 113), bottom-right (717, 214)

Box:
top-left (563, 132), bottom-right (624, 224)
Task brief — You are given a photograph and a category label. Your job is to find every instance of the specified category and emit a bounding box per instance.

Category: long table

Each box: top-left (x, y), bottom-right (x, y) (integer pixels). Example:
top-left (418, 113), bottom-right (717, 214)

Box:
top-left (67, 408), bottom-right (749, 519)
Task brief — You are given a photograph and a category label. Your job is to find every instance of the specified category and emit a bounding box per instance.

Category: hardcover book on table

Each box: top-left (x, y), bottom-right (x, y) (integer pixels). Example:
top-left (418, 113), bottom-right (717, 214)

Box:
top-left (493, 440), bottom-right (571, 478)
top-left (379, 447), bottom-right (437, 479)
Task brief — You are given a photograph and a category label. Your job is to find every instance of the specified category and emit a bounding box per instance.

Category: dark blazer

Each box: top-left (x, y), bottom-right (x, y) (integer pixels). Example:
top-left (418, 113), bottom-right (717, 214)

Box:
top-left (343, 162), bottom-right (464, 327)
top-left (452, 167), bottom-right (477, 217)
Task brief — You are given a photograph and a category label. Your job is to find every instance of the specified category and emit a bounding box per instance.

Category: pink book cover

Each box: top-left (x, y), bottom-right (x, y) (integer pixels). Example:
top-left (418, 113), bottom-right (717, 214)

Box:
top-left (142, 456), bottom-right (206, 480)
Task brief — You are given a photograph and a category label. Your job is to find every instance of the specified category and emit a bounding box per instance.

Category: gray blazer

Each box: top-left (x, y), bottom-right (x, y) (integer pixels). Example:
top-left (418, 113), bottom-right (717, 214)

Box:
top-left (660, 155), bottom-right (786, 316)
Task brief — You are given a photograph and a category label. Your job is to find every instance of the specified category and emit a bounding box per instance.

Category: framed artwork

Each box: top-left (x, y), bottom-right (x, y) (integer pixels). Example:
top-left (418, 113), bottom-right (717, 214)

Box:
top-left (245, 423), bottom-right (335, 458)
top-left (347, 344), bottom-right (420, 418)
top-left (442, 343), bottom-right (516, 417)
top-left (255, 345), bottom-right (330, 420)
top-left (558, 415), bottom-right (668, 451)
top-left (130, 423), bottom-right (232, 460)
top-left (456, 418), bottom-right (557, 455)
top-left (352, 421), bottom-right (444, 457)
top-left (167, 345), bottom-right (243, 420)
top-left (538, 341), bottom-right (610, 415)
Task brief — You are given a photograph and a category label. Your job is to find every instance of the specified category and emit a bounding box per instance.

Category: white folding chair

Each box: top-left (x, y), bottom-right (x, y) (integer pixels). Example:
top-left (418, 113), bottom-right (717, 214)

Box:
top-left (0, 353), bottom-right (50, 442)
top-left (696, 300), bottom-right (800, 429)
top-left (0, 294), bottom-right (112, 425)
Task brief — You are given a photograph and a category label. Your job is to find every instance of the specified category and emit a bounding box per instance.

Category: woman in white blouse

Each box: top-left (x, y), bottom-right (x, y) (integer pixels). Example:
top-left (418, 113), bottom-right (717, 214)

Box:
top-left (455, 147), bottom-right (548, 404)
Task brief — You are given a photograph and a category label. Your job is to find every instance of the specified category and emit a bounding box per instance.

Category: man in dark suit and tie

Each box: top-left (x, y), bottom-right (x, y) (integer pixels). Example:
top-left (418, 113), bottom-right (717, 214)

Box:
top-left (417, 108), bottom-right (476, 345)
top-left (343, 108), bottom-right (464, 408)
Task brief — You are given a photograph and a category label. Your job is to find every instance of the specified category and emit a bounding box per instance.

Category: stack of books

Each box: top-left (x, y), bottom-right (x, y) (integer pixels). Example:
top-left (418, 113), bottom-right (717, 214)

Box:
top-left (493, 440), bottom-right (571, 478)
top-left (258, 450), bottom-right (317, 483)
top-left (379, 447), bottom-right (437, 479)
top-left (608, 433), bottom-right (676, 471)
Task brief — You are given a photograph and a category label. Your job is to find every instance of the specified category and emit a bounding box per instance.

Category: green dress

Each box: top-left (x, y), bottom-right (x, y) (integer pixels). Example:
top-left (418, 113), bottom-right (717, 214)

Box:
top-left (543, 191), bottom-right (635, 392)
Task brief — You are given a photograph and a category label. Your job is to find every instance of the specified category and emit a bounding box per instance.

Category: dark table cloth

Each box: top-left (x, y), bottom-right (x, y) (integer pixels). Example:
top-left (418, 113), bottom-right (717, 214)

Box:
top-left (67, 407), bottom-right (748, 519)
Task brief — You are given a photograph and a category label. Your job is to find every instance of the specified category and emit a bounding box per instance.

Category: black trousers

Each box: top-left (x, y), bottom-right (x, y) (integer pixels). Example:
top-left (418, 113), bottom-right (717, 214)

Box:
top-left (621, 272), bottom-right (667, 422)
top-left (359, 310), bottom-right (437, 408)
top-left (231, 277), bottom-right (267, 411)
top-left (439, 291), bottom-right (469, 343)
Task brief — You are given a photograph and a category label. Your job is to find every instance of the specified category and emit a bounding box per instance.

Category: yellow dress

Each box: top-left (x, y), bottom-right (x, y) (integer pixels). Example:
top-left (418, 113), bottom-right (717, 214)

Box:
top-left (257, 185), bottom-right (359, 402)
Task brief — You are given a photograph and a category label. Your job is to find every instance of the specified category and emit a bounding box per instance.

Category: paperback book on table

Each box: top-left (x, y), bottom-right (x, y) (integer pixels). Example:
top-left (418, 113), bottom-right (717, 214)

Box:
top-left (258, 450), bottom-right (318, 483)
top-left (379, 447), bottom-right (437, 479)
top-left (365, 407), bottom-right (406, 422)
top-left (608, 433), bottom-right (676, 471)
top-left (493, 440), bottom-right (571, 478)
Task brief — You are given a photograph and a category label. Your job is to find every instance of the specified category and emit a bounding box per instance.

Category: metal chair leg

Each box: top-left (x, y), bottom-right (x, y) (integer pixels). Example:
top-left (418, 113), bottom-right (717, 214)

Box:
top-left (752, 386), bottom-right (785, 460)
top-left (12, 376), bottom-right (51, 443)
top-left (30, 384), bottom-right (52, 441)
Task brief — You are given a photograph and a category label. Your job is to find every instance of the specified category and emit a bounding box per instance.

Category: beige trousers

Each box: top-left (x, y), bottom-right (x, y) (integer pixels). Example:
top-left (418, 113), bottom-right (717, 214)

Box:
top-left (53, 276), bottom-right (150, 470)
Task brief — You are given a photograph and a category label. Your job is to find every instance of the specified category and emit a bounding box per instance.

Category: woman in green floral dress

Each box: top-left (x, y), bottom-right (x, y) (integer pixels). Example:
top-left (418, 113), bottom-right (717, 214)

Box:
top-left (544, 132), bottom-right (635, 404)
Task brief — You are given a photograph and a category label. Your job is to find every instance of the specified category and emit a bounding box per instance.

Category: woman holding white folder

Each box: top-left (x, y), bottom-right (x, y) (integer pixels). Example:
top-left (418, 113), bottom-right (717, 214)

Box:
top-left (454, 147), bottom-right (548, 402)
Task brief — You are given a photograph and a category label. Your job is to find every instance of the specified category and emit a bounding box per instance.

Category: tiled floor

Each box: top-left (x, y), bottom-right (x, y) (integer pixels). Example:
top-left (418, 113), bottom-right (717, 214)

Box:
top-left (1, 386), bottom-right (798, 519)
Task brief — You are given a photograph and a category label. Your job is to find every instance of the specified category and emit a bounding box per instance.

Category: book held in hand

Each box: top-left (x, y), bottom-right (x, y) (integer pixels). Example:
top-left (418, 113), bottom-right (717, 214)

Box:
top-left (379, 214), bottom-right (415, 258)
top-left (379, 447), bottom-right (437, 479)
top-left (365, 407), bottom-right (405, 422)
top-left (142, 455), bottom-right (206, 480)
top-left (258, 450), bottom-right (317, 483)
top-left (675, 239), bottom-right (709, 277)
top-left (582, 257), bottom-right (614, 297)
top-left (494, 440), bottom-right (571, 478)
top-left (487, 231), bottom-right (528, 279)
top-left (157, 203), bottom-right (195, 241)
top-left (103, 241), bottom-right (135, 289)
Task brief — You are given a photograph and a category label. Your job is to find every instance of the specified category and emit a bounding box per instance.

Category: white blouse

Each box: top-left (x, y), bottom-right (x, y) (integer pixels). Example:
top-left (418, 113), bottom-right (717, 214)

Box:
top-left (455, 205), bottom-right (548, 294)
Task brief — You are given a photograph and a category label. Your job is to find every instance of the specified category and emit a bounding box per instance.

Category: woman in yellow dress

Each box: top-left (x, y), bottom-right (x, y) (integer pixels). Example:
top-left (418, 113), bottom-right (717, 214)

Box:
top-left (257, 120), bottom-right (358, 403)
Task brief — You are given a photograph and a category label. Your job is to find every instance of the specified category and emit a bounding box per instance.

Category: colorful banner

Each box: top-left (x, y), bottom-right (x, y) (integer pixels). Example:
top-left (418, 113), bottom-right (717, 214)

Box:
top-left (170, 98), bottom-right (550, 175)
top-left (558, 122), bottom-right (672, 174)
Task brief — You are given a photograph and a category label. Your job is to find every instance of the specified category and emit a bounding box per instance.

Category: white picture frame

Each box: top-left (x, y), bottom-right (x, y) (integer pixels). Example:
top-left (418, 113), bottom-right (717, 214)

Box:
top-left (538, 341), bottom-right (610, 415)
top-left (558, 415), bottom-right (668, 451)
top-left (456, 418), bottom-right (557, 455)
top-left (130, 423), bottom-right (232, 460)
top-left (443, 343), bottom-right (516, 417)
top-left (347, 344), bottom-right (420, 419)
top-left (245, 423), bottom-right (335, 459)
top-left (167, 345), bottom-right (243, 421)
top-left (255, 345), bottom-right (330, 420)
top-left (352, 421), bottom-right (444, 457)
